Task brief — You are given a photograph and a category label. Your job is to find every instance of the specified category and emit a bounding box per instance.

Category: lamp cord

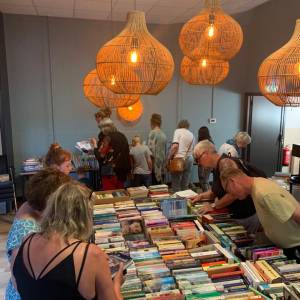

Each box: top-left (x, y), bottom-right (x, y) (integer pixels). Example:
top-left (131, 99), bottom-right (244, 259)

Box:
top-left (211, 85), bottom-right (214, 118)
top-left (46, 16), bottom-right (55, 142)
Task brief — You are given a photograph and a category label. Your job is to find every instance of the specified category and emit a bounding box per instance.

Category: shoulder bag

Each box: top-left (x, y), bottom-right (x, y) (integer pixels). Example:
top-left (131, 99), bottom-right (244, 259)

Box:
top-left (168, 137), bottom-right (193, 173)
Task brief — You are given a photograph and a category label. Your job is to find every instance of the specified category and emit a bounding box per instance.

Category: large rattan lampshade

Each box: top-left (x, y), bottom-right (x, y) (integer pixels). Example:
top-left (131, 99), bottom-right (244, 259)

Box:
top-left (83, 69), bottom-right (139, 108)
top-left (181, 56), bottom-right (229, 85)
top-left (117, 99), bottom-right (143, 122)
top-left (179, 0), bottom-right (243, 61)
top-left (258, 19), bottom-right (300, 107)
top-left (96, 11), bottom-right (175, 95)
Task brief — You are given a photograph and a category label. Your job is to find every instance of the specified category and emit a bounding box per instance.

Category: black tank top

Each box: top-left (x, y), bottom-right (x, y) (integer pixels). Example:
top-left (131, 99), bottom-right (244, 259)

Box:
top-left (13, 234), bottom-right (96, 300)
top-left (212, 154), bottom-right (256, 219)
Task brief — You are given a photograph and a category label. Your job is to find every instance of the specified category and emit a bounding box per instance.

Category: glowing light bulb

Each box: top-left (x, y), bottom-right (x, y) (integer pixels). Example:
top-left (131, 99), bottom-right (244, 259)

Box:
top-left (201, 59), bottom-right (207, 67)
top-left (128, 106), bottom-right (133, 111)
top-left (111, 75), bottom-right (116, 86)
top-left (208, 25), bottom-right (215, 37)
top-left (130, 51), bottom-right (138, 63)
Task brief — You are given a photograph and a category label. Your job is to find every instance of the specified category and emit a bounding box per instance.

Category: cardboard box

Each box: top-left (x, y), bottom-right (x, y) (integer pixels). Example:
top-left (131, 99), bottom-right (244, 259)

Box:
top-left (94, 189), bottom-right (129, 205)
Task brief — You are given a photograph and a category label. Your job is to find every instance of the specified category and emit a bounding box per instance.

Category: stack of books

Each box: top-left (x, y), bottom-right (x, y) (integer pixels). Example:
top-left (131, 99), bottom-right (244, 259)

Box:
top-left (148, 184), bottom-right (170, 199)
top-left (159, 198), bottom-right (188, 219)
top-left (21, 158), bottom-right (43, 173)
top-left (258, 282), bottom-right (288, 299)
top-left (170, 221), bottom-right (203, 249)
top-left (115, 201), bottom-right (144, 239)
top-left (127, 186), bottom-right (149, 199)
top-left (93, 204), bottom-right (126, 253)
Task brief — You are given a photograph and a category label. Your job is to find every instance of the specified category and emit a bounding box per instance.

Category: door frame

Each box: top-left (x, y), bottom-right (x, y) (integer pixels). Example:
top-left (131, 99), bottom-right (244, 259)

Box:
top-left (244, 93), bottom-right (285, 172)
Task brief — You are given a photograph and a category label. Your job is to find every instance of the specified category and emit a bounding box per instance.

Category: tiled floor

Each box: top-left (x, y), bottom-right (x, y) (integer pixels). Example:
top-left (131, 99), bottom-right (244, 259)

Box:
top-left (0, 214), bottom-right (14, 299)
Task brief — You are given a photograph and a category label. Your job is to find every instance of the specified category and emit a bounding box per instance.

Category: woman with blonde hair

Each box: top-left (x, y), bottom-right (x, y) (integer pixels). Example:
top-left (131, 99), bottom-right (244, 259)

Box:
top-left (11, 182), bottom-right (123, 300)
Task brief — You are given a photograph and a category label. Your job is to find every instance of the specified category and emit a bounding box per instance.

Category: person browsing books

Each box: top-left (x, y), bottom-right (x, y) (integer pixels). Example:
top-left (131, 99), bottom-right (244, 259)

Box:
top-left (6, 168), bottom-right (71, 300)
top-left (218, 132), bottom-right (251, 158)
top-left (45, 143), bottom-right (73, 175)
top-left (147, 113), bottom-right (167, 184)
top-left (168, 120), bottom-right (194, 192)
top-left (191, 140), bottom-right (260, 234)
top-left (130, 136), bottom-right (152, 187)
top-left (221, 167), bottom-right (300, 262)
top-left (11, 182), bottom-right (124, 300)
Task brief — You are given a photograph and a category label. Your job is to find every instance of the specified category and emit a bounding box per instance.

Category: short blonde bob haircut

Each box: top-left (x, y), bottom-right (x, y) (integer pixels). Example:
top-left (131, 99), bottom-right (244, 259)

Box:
top-left (41, 182), bottom-right (95, 242)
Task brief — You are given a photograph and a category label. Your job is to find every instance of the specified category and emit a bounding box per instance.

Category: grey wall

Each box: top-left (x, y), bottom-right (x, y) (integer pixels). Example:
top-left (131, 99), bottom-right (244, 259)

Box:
top-left (245, 0), bottom-right (300, 92)
top-left (4, 11), bottom-right (253, 175)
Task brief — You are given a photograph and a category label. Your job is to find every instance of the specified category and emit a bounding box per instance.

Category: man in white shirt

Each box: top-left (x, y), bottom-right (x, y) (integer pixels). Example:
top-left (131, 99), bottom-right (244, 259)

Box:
top-left (168, 120), bottom-right (194, 192)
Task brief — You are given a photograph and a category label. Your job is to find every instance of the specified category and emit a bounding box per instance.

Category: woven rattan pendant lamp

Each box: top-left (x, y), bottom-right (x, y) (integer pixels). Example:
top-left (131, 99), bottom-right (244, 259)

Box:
top-left (179, 0), bottom-right (243, 61)
top-left (258, 19), bottom-right (300, 107)
top-left (96, 10), bottom-right (175, 95)
top-left (181, 56), bottom-right (229, 85)
top-left (117, 99), bottom-right (143, 122)
top-left (83, 69), bottom-right (139, 108)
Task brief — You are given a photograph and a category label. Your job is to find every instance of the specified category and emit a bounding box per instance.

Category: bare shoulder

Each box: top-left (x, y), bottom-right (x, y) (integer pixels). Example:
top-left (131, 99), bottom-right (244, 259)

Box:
top-left (87, 244), bottom-right (108, 261)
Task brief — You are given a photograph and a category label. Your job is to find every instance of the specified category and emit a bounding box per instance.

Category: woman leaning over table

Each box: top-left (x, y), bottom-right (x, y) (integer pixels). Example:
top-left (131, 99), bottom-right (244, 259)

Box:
top-left (6, 168), bottom-right (71, 300)
top-left (11, 181), bottom-right (124, 300)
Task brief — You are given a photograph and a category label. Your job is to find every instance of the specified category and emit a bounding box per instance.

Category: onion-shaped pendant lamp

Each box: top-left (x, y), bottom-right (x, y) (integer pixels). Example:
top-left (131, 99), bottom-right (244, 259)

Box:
top-left (181, 56), bottom-right (229, 85)
top-left (258, 19), bottom-right (300, 107)
top-left (179, 0), bottom-right (243, 61)
top-left (96, 11), bottom-right (175, 95)
top-left (83, 69), bottom-right (139, 108)
top-left (117, 99), bottom-right (143, 122)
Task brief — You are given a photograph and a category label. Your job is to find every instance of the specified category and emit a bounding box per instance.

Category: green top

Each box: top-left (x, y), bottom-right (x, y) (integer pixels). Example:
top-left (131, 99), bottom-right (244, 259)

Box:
top-left (252, 177), bottom-right (300, 248)
top-left (148, 128), bottom-right (167, 182)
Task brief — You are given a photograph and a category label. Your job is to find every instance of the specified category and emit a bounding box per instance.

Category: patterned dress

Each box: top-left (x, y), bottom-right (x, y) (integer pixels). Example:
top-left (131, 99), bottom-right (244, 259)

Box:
top-left (148, 128), bottom-right (167, 182)
top-left (6, 218), bottom-right (40, 300)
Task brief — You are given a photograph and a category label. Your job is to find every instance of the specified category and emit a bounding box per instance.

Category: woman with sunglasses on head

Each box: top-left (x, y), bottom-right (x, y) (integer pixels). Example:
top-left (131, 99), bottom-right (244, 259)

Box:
top-left (11, 182), bottom-right (124, 300)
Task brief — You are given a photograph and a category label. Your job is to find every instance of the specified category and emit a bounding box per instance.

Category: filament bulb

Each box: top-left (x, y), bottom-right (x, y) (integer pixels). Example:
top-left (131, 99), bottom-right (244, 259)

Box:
top-left (111, 75), bottom-right (116, 86)
top-left (208, 25), bottom-right (215, 37)
top-left (201, 59), bottom-right (207, 67)
top-left (130, 51), bottom-right (138, 63)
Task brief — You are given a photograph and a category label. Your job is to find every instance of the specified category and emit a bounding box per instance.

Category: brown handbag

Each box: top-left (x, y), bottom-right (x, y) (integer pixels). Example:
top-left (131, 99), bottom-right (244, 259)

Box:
top-left (168, 137), bottom-right (194, 173)
top-left (168, 157), bottom-right (185, 173)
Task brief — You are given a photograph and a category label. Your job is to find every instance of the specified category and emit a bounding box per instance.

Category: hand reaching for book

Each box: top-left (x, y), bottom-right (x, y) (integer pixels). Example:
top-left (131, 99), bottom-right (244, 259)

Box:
top-left (198, 203), bottom-right (214, 215)
top-left (113, 263), bottom-right (124, 300)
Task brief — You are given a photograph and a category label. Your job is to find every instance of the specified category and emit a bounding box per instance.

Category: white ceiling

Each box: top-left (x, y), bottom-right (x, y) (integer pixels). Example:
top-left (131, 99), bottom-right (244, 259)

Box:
top-left (0, 0), bottom-right (271, 24)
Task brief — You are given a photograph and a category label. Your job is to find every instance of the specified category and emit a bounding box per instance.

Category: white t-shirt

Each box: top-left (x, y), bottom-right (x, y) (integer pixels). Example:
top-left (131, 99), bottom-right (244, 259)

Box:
top-left (218, 143), bottom-right (238, 158)
top-left (172, 128), bottom-right (194, 158)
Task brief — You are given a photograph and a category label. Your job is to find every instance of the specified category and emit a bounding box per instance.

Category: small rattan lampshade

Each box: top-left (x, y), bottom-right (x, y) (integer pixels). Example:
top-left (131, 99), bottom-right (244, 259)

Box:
top-left (258, 19), bottom-right (300, 107)
top-left (179, 0), bottom-right (243, 61)
top-left (83, 69), bottom-right (139, 108)
top-left (96, 11), bottom-right (175, 95)
top-left (181, 56), bottom-right (229, 85)
top-left (117, 99), bottom-right (143, 122)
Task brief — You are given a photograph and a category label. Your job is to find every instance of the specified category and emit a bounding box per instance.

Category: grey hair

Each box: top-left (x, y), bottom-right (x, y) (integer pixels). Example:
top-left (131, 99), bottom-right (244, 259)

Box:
top-left (194, 139), bottom-right (216, 157)
top-left (177, 119), bottom-right (190, 129)
top-left (234, 132), bottom-right (251, 145)
top-left (40, 182), bottom-right (94, 242)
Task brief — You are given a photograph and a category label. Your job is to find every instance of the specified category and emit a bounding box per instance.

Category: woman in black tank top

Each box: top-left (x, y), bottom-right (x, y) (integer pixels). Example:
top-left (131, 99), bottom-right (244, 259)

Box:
top-left (11, 182), bottom-right (124, 300)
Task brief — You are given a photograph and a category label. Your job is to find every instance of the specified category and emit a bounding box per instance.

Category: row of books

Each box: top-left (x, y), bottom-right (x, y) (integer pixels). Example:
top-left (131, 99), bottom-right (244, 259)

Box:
top-left (93, 194), bottom-right (300, 300)
top-left (127, 185), bottom-right (170, 200)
